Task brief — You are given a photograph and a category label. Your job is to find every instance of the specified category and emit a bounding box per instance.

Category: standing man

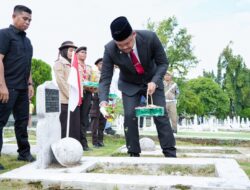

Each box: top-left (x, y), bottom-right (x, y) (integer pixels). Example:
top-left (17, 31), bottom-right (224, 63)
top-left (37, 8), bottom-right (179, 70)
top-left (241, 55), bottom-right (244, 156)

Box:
top-left (163, 71), bottom-right (179, 133)
top-left (99, 16), bottom-right (176, 157)
top-left (0, 5), bottom-right (35, 169)
top-left (89, 58), bottom-right (106, 148)
top-left (77, 46), bottom-right (92, 151)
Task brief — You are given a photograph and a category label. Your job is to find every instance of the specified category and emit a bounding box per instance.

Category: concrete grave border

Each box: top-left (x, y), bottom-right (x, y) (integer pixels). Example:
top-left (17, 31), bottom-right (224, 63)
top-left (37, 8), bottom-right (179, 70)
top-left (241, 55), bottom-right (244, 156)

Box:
top-left (0, 157), bottom-right (249, 190)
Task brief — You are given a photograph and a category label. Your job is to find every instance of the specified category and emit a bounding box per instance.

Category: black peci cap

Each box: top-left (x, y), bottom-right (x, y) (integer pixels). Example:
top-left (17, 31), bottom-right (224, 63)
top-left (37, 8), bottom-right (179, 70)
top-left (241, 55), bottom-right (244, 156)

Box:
top-left (110, 16), bottom-right (132, 41)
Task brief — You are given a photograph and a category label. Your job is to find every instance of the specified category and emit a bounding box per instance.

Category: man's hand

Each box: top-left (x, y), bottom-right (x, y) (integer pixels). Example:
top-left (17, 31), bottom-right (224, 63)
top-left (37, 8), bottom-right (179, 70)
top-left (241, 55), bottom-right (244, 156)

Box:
top-left (28, 85), bottom-right (34, 99)
top-left (100, 101), bottom-right (109, 118)
top-left (147, 82), bottom-right (157, 95)
top-left (0, 83), bottom-right (9, 103)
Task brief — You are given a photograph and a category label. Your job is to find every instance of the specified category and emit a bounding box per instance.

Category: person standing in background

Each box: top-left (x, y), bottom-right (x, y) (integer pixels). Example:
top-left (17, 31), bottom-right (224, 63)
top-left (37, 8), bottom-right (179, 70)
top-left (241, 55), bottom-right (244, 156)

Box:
top-left (53, 41), bottom-right (83, 145)
top-left (89, 58), bottom-right (107, 148)
top-left (77, 46), bottom-right (93, 151)
top-left (0, 5), bottom-right (35, 167)
top-left (163, 71), bottom-right (179, 133)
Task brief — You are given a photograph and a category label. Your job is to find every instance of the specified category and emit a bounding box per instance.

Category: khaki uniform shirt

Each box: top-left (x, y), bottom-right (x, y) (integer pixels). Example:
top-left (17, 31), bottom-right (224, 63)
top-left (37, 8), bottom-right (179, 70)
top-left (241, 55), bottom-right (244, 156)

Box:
top-left (53, 57), bottom-right (71, 104)
top-left (163, 81), bottom-right (179, 101)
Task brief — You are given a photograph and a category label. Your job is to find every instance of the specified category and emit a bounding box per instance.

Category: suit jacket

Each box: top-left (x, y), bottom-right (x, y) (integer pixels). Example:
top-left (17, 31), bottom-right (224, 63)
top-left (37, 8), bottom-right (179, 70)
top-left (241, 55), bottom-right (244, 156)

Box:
top-left (99, 30), bottom-right (169, 102)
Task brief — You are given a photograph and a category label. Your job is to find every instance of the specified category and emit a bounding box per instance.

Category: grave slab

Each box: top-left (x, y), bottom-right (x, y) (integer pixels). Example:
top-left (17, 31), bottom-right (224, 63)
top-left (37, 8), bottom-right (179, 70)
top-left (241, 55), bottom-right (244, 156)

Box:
top-left (0, 157), bottom-right (249, 190)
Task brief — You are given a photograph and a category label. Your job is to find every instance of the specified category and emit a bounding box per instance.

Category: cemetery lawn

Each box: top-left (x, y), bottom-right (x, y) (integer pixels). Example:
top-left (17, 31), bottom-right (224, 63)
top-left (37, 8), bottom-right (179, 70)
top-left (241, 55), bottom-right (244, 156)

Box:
top-left (239, 162), bottom-right (250, 177)
top-left (0, 154), bottom-right (28, 174)
top-left (1, 134), bottom-right (250, 189)
top-left (177, 131), bottom-right (250, 140)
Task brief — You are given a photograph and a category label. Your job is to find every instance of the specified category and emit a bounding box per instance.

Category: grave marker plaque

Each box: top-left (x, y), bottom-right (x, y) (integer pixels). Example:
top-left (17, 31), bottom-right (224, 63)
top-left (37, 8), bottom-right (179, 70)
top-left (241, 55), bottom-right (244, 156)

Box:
top-left (45, 89), bottom-right (59, 113)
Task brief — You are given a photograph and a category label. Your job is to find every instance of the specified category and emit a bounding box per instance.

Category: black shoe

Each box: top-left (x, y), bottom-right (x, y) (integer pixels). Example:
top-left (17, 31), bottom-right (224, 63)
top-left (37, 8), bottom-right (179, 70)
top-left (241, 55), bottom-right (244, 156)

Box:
top-left (105, 128), bottom-right (116, 135)
top-left (164, 148), bottom-right (177, 158)
top-left (129, 153), bottom-right (140, 157)
top-left (17, 154), bottom-right (35, 162)
top-left (164, 153), bottom-right (176, 158)
top-left (98, 142), bottom-right (104, 147)
top-left (0, 163), bottom-right (4, 170)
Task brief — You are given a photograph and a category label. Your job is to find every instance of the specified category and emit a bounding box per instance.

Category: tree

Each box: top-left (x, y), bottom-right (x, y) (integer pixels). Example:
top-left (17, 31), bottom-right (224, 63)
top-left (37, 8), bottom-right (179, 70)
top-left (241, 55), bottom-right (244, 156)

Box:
top-left (237, 67), bottom-right (250, 118)
top-left (203, 70), bottom-right (216, 81)
top-left (178, 77), bottom-right (230, 119)
top-left (177, 87), bottom-right (204, 117)
top-left (146, 16), bottom-right (198, 77)
top-left (216, 43), bottom-right (250, 118)
top-left (31, 59), bottom-right (52, 107)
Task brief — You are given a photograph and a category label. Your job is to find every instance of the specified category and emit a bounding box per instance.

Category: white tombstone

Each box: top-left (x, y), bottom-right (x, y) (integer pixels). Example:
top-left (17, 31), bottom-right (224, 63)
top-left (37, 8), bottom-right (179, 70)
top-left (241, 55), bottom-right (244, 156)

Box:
top-left (226, 116), bottom-right (231, 128)
top-left (51, 137), bottom-right (83, 167)
top-left (139, 137), bottom-right (156, 151)
top-left (247, 118), bottom-right (250, 128)
top-left (233, 116), bottom-right (239, 128)
top-left (36, 81), bottom-right (61, 169)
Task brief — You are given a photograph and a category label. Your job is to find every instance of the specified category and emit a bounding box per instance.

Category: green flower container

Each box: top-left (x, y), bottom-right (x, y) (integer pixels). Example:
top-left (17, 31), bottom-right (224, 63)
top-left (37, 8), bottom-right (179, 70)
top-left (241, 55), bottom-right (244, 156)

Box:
top-left (150, 107), bottom-right (164, 116)
top-left (135, 107), bottom-right (151, 117)
top-left (82, 81), bottom-right (99, 88)
top-left (109, 93), bottom-right (118, 100)
top-left (135, 106), bottom-right (164, 117)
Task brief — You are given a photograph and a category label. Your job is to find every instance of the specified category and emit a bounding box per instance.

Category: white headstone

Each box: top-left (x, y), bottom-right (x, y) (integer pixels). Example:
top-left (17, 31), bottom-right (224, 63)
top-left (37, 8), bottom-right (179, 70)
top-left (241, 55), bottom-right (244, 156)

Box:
top-left (193, 115), bottom-right (198, 126)
top-left (139, 137), bottom-right (156, 151)
top-left (36, 81), bottom-right (61, 169)
top-left (51, 137), bottom-right (83, 167)
top-left (247, 118), bottom-right (250, 128)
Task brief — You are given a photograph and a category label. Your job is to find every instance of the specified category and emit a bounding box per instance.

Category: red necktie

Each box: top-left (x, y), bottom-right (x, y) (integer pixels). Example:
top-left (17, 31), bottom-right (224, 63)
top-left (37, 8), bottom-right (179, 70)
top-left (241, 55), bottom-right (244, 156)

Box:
top-left (129, 50), bottom-right (144, 75)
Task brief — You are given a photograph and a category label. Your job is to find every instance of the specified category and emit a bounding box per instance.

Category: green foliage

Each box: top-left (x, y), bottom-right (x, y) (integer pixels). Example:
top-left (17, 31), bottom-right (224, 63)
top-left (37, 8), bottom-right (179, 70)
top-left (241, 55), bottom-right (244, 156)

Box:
top-left (114, 98), bottom-right (124, 116)
top-left (216, 43), bottom-right (250, 117)
top-left (31, 58), bottom-right (52, 107)
top-left (203, 70), bottom-right (216, 81)
top-left (240, 108), bottom-right (250, 118)
top-left (178, 88), bottom-right (204, 116)
top-left (178, 77), bottom-right (230, 118)
top-left (146, 16), bottom-right (198, 77)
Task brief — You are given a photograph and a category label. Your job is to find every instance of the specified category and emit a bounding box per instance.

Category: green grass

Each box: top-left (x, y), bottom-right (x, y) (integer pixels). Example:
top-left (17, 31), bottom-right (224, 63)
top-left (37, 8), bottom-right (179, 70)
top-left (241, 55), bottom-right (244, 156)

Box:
top-left (177, 148), bottom-right (239, 154)
top-left (0, 179), bottom-right (42, 190)
top-left (0, 155), bottom-right (28, 174)
top-left (89, 163), bottom-right (215, 177)
top-left (177, 131), bottom-right (250, 139)
top-left (239, 162), bottom-right (250, 177)
top-left (84, 134), bottom-right (125, 156)
top-left (3, 130), bottom-right (36, 141)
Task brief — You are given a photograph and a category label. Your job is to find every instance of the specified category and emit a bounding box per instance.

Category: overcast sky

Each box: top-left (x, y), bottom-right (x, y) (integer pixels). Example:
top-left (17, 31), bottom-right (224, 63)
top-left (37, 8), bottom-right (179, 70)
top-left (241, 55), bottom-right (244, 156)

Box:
top-left (1, 0), bottom-right (250, 79)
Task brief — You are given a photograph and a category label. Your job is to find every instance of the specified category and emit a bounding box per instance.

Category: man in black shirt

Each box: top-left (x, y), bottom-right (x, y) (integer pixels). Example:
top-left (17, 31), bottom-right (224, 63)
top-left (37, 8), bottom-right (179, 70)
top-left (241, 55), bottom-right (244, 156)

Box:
top-left (0, 5), bottom-right (35, 169)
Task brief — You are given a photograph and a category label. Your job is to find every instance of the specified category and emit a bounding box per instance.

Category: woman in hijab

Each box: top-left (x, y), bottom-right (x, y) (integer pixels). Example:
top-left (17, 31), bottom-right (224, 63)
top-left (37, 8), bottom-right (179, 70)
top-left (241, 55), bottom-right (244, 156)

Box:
top-left (53, 41), bottom-right (82, 146)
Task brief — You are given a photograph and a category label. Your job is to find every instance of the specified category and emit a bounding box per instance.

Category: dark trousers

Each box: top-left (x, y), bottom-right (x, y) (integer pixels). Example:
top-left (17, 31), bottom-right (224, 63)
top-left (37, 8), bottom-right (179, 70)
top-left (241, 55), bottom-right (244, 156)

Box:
top-left (122, 88), bottom-right (176, 157)
top-left (79, 91), bottom-right (92, 148)
top-left (0, 89), bottom-right (31, 157)
top-left (60, 104), bottom-right (81, 145)
top-left (91, 114), bottom-right (106, 145)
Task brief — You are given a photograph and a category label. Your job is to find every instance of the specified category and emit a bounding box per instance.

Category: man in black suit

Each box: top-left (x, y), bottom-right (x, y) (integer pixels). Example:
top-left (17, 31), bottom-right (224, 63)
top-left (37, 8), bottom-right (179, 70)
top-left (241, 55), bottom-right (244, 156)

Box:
top-left (99, 16), bottom-right (176, 157)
